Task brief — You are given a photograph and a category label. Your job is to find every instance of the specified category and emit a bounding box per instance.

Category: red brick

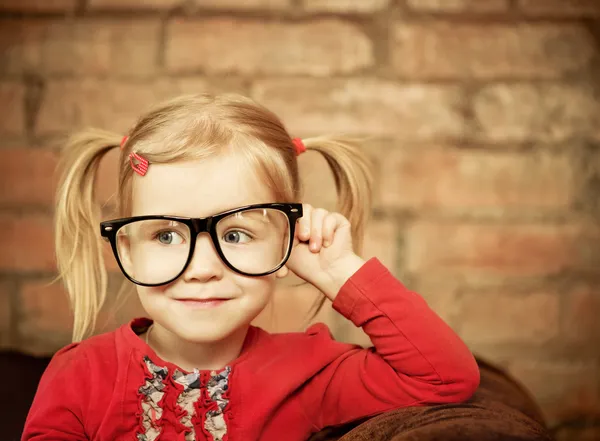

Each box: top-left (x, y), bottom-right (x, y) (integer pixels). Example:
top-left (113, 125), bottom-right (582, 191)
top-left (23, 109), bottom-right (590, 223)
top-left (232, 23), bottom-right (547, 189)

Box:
top-left (303, 0), bottom-right (389, 12)
top-left (16, 278), bottom-right (130, 353)
top-left (88, 0), bottom-right (183, 9)
top-left (0, 19), bottom-right (160, 77)
top-left (0, 20), bottom-right (45, 76)
top-left (518, 0), bottom-right (600, 17)
top-left (410, 276), bottom-right (462, 328)
top-left (392, 22), bottom-right (594, 79)
top-left (473, 83), bottom-right (600, 142)
top-left (0, 148), bottom-right (59, 208)
top-left (36, 78), bottom-right (241, 135)
top-left (45, 19), bottom-right (160, 77)
top-left (508, 360), bottom-right (600, 424)
top-left (0, 148), bottom-right (123, 270)
top-left (193, 0), bottom-right (291, 9)
top-left (406, 0), bottom-right (508, 12)
top-left (172, 77), bottom-right (247, 96)
top-left (0, 145), bottom-right (125, 210)
top-left (379, 148), bottom-right (574, 211)
top-left (166, 19), bottom-right (373, 76)
top-left (89, 0), bottom-right (292, 9)
top-left (253, 79), bottom-right (466, 139)
top-left (405, 222), bottom-right (599, 277)
top-left (0, 281), bottom-right (12, 349)
top-left (36, 79), bottom-right (168, 134)
top-left (101, 20), bottom-right (161, 77)
top-left (363, 219), bottom-right (398, 270)
top-left (0, 217), bottom-right (120, 279)
top-left (562, 284), bottom-right (600, 345)
top-left (460, 290), bottom-right (560, 344)
top-left (17, 279), bottom-right (73, 354)
top-left (0, 82), bottom-right (25, 136)
top-left (0, 214), bottom-right (56, 272)
top-left (0, 0), bottom-right (76, 12)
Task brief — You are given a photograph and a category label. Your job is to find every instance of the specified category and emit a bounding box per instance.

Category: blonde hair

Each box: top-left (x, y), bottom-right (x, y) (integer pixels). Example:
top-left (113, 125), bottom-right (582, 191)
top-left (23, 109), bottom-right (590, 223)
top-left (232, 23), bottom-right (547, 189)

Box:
top-left (54, 94), bottom-right (373, 342)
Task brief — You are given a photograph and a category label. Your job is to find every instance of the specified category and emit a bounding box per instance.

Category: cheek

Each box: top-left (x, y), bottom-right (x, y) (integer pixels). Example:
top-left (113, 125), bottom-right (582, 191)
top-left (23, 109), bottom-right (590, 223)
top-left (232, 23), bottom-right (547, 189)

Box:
top-left (235, 276), bottom-right (275, 309)
top-left (136, 285), bottom-right (169, 311)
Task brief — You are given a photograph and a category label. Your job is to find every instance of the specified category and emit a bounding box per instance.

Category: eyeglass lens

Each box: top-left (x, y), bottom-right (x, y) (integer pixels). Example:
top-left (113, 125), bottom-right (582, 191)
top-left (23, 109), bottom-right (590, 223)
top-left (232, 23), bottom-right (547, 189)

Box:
top-left (115, 208), bottom-right (291, 284)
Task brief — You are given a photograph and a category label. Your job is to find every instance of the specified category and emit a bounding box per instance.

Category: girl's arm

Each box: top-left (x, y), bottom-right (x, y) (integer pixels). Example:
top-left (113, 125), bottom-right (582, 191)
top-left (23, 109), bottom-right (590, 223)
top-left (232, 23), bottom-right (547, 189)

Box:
top-left (301, 258), bottom-right (480, 431)
top-left (21, 345), bottom-right (88, 441)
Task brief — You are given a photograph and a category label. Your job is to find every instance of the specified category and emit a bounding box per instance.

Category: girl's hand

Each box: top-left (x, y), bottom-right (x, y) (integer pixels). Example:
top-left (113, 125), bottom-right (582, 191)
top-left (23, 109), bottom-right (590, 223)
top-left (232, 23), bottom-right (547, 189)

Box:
top-left (284, 204), bottom-right (365, 301)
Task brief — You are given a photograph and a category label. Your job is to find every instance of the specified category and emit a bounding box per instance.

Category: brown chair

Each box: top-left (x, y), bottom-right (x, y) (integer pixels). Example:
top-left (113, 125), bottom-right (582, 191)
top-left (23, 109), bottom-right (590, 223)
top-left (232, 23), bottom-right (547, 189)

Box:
top-left (309, 358), bottom-right (553, 441)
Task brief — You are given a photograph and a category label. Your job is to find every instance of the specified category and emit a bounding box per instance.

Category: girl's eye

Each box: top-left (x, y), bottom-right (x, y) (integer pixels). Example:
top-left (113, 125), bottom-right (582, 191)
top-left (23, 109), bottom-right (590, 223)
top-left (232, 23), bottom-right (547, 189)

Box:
top-left (156, 231), bottom-right (184, 245)
top-left (223, 230), bottom-right (252, 244)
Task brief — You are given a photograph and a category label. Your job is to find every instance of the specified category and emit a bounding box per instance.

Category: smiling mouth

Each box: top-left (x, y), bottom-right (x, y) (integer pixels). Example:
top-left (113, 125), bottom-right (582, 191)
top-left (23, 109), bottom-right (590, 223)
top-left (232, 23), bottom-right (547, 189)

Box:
top-left (173, 298), bottom-right (230, 309)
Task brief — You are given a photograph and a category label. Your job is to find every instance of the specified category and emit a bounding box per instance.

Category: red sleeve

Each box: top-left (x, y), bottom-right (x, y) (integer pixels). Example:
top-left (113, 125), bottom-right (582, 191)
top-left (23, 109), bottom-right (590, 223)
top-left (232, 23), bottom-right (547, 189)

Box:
top-left (302, 258), bottom-right (480, 430)
top-left (21, 344), bottom-right (89, 441)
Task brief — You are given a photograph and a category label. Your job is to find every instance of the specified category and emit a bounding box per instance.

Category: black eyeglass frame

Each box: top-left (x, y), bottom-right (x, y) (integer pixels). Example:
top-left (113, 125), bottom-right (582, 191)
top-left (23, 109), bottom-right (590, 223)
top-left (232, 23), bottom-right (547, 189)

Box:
top-left (100, 202), bottom-right (303, 287)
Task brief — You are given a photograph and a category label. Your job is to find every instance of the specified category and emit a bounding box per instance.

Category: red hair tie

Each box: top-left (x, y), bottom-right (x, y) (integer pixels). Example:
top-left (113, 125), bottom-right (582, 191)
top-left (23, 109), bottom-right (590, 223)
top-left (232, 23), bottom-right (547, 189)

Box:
top-left (292, 138), bottom-right (306, 156)
top-left (129, 152), bottom-right (149, 176)
top-left (121, 135), bottom-right (149, 176)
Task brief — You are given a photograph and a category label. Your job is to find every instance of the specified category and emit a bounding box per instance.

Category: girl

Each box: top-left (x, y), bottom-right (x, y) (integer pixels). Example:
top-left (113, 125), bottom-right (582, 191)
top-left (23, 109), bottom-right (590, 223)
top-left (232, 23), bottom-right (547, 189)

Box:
top-left (23, 93), bottom-right (479, 441)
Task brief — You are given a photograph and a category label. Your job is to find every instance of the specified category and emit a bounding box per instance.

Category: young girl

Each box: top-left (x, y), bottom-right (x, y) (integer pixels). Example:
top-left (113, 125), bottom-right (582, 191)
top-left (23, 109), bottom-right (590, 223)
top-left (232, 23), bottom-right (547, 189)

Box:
top-left (23, 93), bottom-right (479, 441)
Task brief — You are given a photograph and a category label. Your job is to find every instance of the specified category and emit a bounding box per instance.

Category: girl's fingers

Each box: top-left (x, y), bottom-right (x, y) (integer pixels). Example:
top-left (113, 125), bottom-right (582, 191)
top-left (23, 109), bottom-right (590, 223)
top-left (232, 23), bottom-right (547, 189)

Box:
top-left (310, 208), bottom-right (328, 252)
top-left (296, 205), bottom-right (349, 252)
top-left (322, 213), bottom-right (340, 247)
top-left (297, 204), bottom-right (313, 242)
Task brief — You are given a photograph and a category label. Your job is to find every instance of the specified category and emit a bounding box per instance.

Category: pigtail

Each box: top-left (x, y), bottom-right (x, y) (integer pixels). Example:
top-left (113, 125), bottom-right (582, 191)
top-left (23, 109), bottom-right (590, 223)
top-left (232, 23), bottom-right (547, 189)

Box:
top-left (302, 136), bottom-right (374, 253)
top-left (54, 128), bottom-right (121, 342)
top-left (300, 136), bottom-right (374, 323)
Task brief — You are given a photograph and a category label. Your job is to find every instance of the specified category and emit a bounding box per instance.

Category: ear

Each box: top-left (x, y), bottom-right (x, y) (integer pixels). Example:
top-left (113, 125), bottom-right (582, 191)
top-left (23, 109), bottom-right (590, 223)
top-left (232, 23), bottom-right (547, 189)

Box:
top-left (275, 265), bottom-right (289, 279)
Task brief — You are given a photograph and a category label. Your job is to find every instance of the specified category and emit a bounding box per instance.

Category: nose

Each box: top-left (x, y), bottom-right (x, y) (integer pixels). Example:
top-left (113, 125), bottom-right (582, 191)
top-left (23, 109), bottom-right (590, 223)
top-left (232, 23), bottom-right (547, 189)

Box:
top-left (182, 233), bottom-right (225, 283)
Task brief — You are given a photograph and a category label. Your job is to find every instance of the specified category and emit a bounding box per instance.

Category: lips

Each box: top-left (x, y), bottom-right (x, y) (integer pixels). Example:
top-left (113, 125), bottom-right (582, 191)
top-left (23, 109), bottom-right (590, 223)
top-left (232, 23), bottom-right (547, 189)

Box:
top-left (172, 297), bottom-right (231, 309)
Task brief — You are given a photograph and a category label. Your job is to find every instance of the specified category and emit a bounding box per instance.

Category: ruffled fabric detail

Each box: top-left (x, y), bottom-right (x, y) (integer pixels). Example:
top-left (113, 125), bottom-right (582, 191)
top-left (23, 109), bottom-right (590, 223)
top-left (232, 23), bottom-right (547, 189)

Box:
top-left (137, 356), bottom-right (169, 441)
top-left (173, 369), bottom-right (202, 441)
top-left (204, 367), bottom-right (231, 441)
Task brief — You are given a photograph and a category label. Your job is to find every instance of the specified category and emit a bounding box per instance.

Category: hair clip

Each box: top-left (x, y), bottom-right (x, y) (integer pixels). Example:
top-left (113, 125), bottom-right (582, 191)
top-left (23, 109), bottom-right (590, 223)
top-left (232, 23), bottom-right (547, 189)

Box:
top-left (120, 135), bottom-right (129, 150)
top-left (129, 152), bottom-right (149, 176)
top-left (292, 138), bottom-right (306, 156)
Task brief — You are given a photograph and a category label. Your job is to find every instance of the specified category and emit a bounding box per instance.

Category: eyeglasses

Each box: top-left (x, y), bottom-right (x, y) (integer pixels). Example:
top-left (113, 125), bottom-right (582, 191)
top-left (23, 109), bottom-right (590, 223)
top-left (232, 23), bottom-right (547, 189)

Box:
top-left (100, 203), bottom-right (303, 286)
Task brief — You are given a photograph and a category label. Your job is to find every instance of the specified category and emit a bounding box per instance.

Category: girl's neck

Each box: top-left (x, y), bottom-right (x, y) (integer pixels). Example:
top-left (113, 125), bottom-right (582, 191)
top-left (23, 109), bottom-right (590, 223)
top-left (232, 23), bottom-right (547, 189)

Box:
top-left (145, 322), bottom-right (249, 372)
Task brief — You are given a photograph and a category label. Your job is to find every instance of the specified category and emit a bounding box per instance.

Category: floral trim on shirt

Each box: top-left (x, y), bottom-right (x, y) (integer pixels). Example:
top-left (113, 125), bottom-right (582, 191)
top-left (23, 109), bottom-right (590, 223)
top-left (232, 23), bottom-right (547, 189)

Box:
top-left (135, 354), bottom-right (232, 441)
top-left (204, 367), bottom-right (231, 441)
top-left (173, 369), bottom-right (202, 441)
top-left (137, 356), bottom-right (169, 441)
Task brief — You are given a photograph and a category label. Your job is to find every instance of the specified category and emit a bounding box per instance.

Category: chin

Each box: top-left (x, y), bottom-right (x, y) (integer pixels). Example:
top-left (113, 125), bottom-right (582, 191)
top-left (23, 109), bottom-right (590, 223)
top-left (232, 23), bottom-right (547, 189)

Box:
top-left (166, 318), bottom-right (244, 342)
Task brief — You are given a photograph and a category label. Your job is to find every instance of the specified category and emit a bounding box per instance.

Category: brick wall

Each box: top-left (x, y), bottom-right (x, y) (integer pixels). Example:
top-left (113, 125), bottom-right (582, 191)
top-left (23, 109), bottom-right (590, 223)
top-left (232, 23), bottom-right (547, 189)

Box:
top-left (1, 0), bottom-right (599, 438)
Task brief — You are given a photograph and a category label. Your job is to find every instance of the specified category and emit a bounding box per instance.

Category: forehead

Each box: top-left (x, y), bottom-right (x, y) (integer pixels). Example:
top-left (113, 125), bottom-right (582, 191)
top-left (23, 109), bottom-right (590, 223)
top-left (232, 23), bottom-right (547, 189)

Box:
top-left (131, 152), bottom-right (273, 217)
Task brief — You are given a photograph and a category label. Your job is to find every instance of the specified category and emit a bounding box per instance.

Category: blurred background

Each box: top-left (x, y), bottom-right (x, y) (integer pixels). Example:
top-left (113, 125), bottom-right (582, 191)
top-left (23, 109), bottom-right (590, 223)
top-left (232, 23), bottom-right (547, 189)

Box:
top-left (0, 0), bottom-right (599, 440)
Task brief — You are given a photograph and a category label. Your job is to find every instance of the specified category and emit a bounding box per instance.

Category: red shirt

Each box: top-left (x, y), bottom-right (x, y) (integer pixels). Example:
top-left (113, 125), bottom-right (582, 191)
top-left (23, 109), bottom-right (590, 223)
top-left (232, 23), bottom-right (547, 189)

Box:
top-left (22, 258), bottom-right (479, 441)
